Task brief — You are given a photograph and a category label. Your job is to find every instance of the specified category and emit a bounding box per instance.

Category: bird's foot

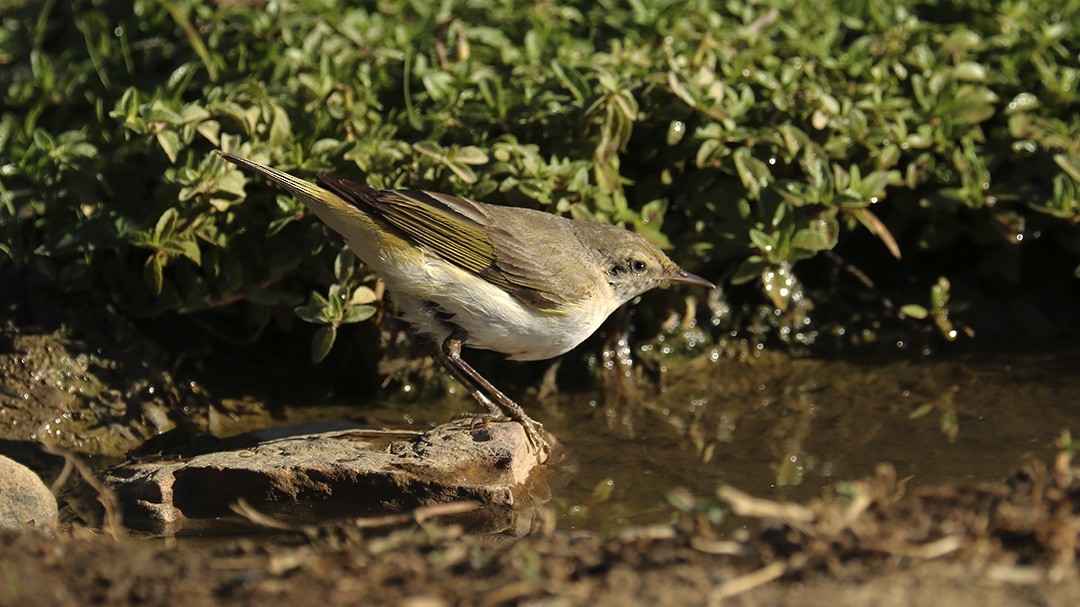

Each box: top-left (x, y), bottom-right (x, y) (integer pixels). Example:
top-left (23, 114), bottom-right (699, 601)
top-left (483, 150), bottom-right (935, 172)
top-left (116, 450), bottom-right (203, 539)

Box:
top-left (452, 411), bottom-right (551, 459)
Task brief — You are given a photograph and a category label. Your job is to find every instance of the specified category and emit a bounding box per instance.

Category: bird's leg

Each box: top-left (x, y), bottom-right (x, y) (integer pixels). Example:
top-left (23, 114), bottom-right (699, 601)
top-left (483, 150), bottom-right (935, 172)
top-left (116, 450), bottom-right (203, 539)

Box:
top-left (434, 345), bottom-right (506, 420)
top-left (435, 332), bottom-right (550, 454)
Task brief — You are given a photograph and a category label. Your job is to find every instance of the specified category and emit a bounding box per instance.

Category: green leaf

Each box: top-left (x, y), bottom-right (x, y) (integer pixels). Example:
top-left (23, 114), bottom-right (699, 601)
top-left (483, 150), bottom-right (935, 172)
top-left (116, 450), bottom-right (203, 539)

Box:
top-left (695, 138), bottom-right (721, 167)
top-left (761, 263), bottom-right (794, 312)
top-left (156, 130), bottom-right (182, 163)
top-left (144, 256), bottom-right (164, 296)
top-left (730, 256), bottom-right (766, 286)
top-left (791, 227), bottom-right (831, 252)
top-left (732, 147), bottom-right (770, 199)
top-left (349, 286), bottom-right (378, 305)
top-left (950, 85), bottom-right (998, 125)
top-left (334, 248), bottom-right (355, 281)
top-left (155, 208), bottom-right (178, 241)
top-left (1054, 154), bottom-right (1080, 184)
top-left (176, 238), bottom-right (201, 265)
top-left (294, 304), bottom-right (321, 324)
top-left (551, 60), bottom-right (589, 102)
top-left (452, 146), bottom-right (489, 165)
top-left (1005, 92), bottom-right (1039, 114)
top-left (159, 0), bottom-right (218, 81)
top-left (900, 304), bottom-right (928, 319)
top-left (195, 119), bottom-right (221, 145)
top-left (666, 120), bottom-right (686, 146)
top-left (908, 403), bottom-right (934, 420)
top-left (341, 304), bottom-right (376, 325)
top-left (269, 105), bottom-right (292, 147)
top-left (446, 161), bottom-right (478, 183)
top-left (748, 229), bottom-right (775, 254)
top-left (311, 325), bottom-right (336, 363)
top-left (952, 61), bottom-right (987, 82)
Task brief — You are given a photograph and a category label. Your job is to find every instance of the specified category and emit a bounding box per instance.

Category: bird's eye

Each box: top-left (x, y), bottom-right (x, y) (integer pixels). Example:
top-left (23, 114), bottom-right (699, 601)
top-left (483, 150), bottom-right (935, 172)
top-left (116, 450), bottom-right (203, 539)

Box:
top-left (630, 260), bottom-right (647, 273)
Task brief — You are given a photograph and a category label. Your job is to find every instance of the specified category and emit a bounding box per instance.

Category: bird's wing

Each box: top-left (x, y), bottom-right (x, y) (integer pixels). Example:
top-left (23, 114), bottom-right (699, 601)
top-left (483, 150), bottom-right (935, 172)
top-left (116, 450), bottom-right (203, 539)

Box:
top-left (316, 173), bottom-right (572, 310)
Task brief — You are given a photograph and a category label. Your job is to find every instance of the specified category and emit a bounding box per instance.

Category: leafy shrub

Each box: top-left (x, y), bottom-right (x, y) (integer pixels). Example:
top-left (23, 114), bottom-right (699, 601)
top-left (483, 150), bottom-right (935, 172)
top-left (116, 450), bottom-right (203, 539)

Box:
top-left (1, 0), bottom-right (1077, 358)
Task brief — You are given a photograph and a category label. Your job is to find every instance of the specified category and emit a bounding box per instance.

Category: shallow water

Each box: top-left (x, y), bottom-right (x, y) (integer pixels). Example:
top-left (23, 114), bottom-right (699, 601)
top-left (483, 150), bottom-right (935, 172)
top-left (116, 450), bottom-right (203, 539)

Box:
top-left (213, 346), bottom-right (1079, 535)
top-left (544, 347), bottom-right (1080, 533)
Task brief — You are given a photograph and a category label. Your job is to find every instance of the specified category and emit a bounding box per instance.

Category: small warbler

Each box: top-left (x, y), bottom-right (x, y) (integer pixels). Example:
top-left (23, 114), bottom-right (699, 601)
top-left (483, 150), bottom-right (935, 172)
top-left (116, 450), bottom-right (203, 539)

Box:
top-left (218, 151), bottom-right (714, 454)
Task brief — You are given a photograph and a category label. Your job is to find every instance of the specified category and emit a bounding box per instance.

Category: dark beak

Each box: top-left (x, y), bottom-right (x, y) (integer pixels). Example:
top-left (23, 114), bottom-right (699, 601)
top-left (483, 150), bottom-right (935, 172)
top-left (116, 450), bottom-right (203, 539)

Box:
top-left (668, 268), bottom-right (715, 289)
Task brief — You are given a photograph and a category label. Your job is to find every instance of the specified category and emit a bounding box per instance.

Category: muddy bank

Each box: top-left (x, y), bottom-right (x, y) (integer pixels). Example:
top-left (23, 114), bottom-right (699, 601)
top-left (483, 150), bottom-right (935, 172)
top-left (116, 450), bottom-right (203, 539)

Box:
top-left (0, 278), bottom-right (210, 457)
top-left (2, 457), bottom-right (1078, 606)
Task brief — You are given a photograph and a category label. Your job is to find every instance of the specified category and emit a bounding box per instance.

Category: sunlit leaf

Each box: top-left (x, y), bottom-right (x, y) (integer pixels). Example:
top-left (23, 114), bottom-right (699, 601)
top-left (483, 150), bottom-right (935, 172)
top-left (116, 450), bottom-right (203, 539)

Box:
top-left (1054, 154), bottom-right (1080, 184)
top-left (156, 130), bottom-right (182, 163)
top-left (144, 255), bottom-right (163, 296)
top-left (908, 403), bottom-right (934, 419)
top-left (852, 208), bottom-right (902, 260)
top-left (155, 208), bottom-right (178, 241)
top-left (341, 304), bottom-right (376, 324)
top-left (900, 304), bottom-right (928, 319)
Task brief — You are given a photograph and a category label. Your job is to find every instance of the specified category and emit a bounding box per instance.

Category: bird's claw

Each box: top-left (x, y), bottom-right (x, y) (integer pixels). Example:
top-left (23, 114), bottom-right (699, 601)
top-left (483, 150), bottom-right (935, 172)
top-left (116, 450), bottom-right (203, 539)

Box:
top-left (452, 412), bottom-right (551, 459)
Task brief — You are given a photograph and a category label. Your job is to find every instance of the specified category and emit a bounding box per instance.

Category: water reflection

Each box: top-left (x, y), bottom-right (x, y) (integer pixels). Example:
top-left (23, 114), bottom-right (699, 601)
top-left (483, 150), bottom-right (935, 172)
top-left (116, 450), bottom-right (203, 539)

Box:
top-left (542, 347), bottom-right (1079, 533)
top-left (213, 347), bottom-right (1079, 535)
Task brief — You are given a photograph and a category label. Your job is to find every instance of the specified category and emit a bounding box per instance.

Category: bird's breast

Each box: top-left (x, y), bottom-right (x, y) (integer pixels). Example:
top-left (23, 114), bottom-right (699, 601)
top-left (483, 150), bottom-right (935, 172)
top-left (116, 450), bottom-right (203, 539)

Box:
top-left (382, 255), bottom-right (612, 361)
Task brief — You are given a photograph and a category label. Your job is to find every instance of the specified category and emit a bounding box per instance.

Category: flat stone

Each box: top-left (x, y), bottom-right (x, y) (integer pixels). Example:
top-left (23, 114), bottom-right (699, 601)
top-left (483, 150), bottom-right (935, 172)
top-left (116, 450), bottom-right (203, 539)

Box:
top-left (103, 421), bottom-right (550, 535)
top-left (0, 455), bottom-right (58, 530)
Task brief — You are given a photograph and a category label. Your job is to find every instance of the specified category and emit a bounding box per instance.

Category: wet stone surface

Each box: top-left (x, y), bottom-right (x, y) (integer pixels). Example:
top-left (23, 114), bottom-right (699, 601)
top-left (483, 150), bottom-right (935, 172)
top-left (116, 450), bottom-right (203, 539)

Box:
top-left (102, 421), bottom-right (550, 535)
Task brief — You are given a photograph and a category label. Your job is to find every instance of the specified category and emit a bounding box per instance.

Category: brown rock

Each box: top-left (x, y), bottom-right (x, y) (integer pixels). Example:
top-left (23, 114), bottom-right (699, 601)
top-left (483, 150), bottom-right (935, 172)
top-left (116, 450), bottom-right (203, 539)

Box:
top-left (103, 421), bottom-right (550, 535)
top-left (0, 455), bottom-right (58, 530)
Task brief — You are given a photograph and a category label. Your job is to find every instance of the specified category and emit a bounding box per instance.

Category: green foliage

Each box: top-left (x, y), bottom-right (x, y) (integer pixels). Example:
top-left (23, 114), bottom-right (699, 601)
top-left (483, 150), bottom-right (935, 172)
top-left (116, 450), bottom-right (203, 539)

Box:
top-left (2, 0), bottom-right (1078, 351)
top-left (293, 250), bottom-right (378, 362)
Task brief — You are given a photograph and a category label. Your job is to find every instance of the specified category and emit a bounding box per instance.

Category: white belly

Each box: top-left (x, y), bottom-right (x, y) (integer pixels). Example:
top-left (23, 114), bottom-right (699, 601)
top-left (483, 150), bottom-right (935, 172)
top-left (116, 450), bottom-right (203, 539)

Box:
top-left (363, 246), bottom-right (610, 361)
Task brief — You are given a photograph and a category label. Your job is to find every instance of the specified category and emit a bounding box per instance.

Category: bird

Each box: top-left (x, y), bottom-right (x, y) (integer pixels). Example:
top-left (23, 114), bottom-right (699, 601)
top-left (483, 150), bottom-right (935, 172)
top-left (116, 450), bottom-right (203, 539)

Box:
top-left (217, 151), bottom-right (714, 455)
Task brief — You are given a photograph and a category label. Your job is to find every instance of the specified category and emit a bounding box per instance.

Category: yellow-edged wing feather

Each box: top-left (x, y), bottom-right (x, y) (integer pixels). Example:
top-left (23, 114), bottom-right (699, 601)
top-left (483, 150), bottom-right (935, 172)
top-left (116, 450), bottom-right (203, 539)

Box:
top-left (317, 173), bottom-right (571, 310)
top-left (219, 151), bottom-right (576, 310)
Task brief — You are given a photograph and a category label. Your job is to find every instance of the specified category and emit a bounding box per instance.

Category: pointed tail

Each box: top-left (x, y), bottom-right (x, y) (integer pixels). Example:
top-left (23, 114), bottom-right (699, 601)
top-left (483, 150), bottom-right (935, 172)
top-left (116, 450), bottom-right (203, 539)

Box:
top-left (216, 151), bottom-right (379, 237)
